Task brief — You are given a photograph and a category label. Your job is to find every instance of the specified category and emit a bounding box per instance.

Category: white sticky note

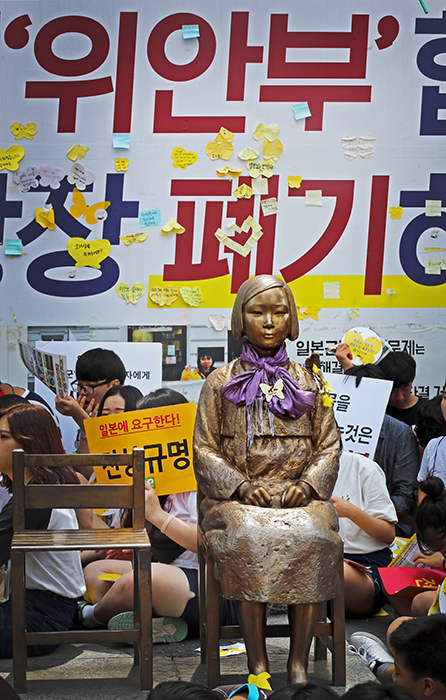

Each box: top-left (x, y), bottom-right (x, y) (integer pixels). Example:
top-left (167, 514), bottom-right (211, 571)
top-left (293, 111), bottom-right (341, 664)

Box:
top-left (323, 282), bottom-right (340, 299)
top-left (386, 289), bottom-right (396, 296)
top-left (252, 177), bottom-right (268, 195)
top-left (306, 190), bottom-right (323, 207)
top-left (260, 197), bottom-right (279, 217)
top-left (425, 258), bottom-right (443, 275)
top-left (426, 200), bottom-right (442, 217)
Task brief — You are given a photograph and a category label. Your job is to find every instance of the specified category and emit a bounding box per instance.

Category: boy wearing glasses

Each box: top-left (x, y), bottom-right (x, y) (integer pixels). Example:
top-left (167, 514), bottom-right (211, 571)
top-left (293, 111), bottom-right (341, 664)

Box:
top-left (55, 348), bottom-right (126, 466)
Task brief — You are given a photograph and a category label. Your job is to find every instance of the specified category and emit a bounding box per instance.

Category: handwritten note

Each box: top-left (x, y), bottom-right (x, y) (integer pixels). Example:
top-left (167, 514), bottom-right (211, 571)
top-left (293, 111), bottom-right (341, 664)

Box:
top-left (180, 286), bottom-right (203, 307)
top-left (67, 163), bottom-right (94, 190)
top-left (171, 147), bottom-right (198, 170)
top-left (238, 146), bottom-right (259, 161)
top-left (119, 232), bottom-right (147, 246)
top-left (0, 145), bottom-right (25, 172)
top-left (216, 166), bottom-right (242, 178)
top-left (112, 133), bottom-right (130, 149)
top-left (114, 158), bottom-right (129, 172)
top-left (425, 258), bottom-right (446, 275)
top-left (246, 160), bottom-right (274, 179)
top-left (260, 198), bottom-right (279, 216)
top-left (116, 283), bottom-right (145, 304)
top-left (234, 184), bottom-right (253, 199)
top-left (149, 285), bottom-right (179, 306)
top-left (206, 140), bottom-right (233, 160)
top-left (67, 238), bottom-right (111, 269)
top-left (139, 209), bottom-right (162, 227)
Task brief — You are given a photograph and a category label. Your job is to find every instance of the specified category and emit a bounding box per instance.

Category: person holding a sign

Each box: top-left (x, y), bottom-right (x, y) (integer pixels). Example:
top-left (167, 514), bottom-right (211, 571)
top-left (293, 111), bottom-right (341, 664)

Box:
top-left (193, 275), bottom-right (341, 685)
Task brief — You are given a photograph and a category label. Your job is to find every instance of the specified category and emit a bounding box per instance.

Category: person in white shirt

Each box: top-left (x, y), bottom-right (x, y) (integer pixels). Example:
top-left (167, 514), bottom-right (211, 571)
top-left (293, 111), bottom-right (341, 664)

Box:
top-left (331, 449), bottom-right (397, 616)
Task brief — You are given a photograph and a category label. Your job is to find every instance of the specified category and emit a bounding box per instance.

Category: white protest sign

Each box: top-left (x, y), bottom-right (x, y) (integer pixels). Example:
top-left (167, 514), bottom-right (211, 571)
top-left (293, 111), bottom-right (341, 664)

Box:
top-left (35, 341), bottom-right (163, 453)
top-left (325, 373), bottom-right (393, 459)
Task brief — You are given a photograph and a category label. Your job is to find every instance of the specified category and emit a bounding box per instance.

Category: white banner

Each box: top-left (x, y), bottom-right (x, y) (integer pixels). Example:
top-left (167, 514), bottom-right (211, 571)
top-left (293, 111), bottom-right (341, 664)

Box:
top-left (0, 0), bottom-right (445, 327)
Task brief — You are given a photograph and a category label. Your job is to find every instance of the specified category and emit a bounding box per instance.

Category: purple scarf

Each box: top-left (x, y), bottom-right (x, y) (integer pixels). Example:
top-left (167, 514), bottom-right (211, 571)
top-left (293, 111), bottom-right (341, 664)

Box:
top-left (221, 342), bottom-right (315, 444)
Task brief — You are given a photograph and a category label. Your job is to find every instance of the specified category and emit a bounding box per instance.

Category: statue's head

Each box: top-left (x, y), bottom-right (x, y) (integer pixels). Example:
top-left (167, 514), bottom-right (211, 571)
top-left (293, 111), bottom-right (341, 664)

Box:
top-left (231, 276), bottom-right (299, 354)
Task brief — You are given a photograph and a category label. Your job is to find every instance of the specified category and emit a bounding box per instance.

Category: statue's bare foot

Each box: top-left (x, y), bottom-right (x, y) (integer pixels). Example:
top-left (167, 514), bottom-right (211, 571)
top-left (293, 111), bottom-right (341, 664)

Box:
top-left (287, 662), bottom-right (308, 685)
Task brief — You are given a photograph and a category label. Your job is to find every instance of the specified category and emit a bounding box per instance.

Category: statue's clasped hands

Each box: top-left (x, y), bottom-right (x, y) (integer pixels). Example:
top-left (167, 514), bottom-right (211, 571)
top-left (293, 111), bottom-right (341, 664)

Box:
top-left (237, 481), bottom-right (313, 508)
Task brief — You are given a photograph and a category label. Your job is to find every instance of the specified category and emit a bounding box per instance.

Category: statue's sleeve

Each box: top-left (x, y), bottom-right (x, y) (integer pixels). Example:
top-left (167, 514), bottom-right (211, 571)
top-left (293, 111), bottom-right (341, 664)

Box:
top-left (193, 372), bottom-right (247, 501)
top-left (298, 377), bottom-right (340, 501)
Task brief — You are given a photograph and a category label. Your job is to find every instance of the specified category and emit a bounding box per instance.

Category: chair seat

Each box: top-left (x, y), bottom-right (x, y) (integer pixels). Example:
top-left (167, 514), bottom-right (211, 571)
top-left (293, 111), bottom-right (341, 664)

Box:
top-left (12, 529), bottom-right (150, 552)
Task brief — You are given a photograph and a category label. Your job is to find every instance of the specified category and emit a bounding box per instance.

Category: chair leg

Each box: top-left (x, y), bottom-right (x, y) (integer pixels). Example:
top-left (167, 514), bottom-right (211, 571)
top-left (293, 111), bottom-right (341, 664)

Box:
top-left (198, 544), bottom-right (207, 664)
top-left (137, 549), bottom-right (153, 690)
top-left (11, 552), bottom-right (27, 694)
top-left (314, 601), bottom-right (327, 661)
top-left (331, 560), bottom-right (346, 686)
top-left (206, 555), bottom-right (221, 688)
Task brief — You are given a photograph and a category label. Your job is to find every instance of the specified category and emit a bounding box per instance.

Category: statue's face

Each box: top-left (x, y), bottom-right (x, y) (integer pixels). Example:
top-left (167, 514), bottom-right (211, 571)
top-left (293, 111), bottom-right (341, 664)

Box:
top-left (243, 287), bottom-right (290, 357)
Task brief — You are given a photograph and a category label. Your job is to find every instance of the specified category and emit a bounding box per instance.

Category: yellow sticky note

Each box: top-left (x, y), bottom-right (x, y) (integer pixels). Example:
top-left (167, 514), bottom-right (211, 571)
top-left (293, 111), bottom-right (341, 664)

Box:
top-left (114, 158), bottom-right (129, 172)
top-left (344, 329), bottom-right (382, 364)
top-left (180, 286), bottom-right (203, 307)
top-left (10, 122), bottom-right (37, 141)
top-left (171, 147), bottom-right (198, 170)
top-left (119, 232), bottom-right (148, 246)
top-left (116, 282), bottom-right (145, 304)
top-left (0, 145), bottom-right (25, 172)
top-left (252, 123), bottom-right (280, 142)
top-left (247, 673), bottom-right (272, 691)
top-left (349, 307), bottom-right (360, 321)
top-left (35, 207), bottom-right (56, 230)
top-left (161, 218), bottom-right (185, 235)
top-left (234, 184), bottom-right (253, 199)
top-left (263, 139), bottom-right (283, 160)
top-left (66, 144), bottom-right (89, 161)
top-left (215, 127), bottom-right (234, 142)
top-left (288, 175), bottom-right (302, 189)
top-left (205, 140), bottom-right (233, 161)
top-left (238, 146), bottom-right (260, 161)
top-left (297, 306), bottom-right (321, 320)
top-left (149, 285), bottom-right (179, 306)
top-left (98, 573), bottom-right (123, 582)
top-left (306, 190), bottom-right (323, 207)
top-left (71, 188), bottom-right (110, 225)
top-left (389, 206), bottom-right (403, 220)
top-left (67, 237), bottom-right (111, 269)
top-left (252, 178), bottom-right (268, 195)
top-left (246, 160), bottom-right (274, 179)
top-left (426, 200), bottom-right (442, 217)
top-left (216, 166), bottom-right (242, 178)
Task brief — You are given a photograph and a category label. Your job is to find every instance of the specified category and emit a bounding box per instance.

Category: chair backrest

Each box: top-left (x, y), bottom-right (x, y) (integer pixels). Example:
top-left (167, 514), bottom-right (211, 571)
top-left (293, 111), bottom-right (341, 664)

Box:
top-left (11, 448), bottom-right (146, 531)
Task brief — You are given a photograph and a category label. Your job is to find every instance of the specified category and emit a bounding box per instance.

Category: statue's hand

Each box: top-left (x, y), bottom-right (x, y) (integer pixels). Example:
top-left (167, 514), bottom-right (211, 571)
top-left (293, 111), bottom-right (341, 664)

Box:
top-left (237, 482), bottom-right (272, 507)
top-left (281, 483), bottom-right (312, 508)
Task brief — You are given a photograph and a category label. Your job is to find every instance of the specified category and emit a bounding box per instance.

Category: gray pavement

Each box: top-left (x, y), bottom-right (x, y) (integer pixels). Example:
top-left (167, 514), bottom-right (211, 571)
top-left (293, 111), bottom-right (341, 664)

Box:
top-left (0, 605), bottom-right (396, 698)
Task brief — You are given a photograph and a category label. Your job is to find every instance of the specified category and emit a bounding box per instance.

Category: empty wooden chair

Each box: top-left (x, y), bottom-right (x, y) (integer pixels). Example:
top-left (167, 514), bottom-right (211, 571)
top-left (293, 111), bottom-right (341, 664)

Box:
top-left (11, 448), bottom-right (152, 693)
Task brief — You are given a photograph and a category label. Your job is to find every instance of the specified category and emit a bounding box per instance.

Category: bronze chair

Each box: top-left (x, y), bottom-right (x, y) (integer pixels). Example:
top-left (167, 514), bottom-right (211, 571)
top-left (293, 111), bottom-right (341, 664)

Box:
top-left (11, 448), bottom-right (152, 693)
top-left (198, 491), bottom-right (346, 687)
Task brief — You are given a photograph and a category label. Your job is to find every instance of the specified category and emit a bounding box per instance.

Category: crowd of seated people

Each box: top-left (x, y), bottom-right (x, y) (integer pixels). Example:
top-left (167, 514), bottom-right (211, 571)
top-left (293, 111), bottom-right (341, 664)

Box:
top-left (0, 341), bottom-right (444, 700)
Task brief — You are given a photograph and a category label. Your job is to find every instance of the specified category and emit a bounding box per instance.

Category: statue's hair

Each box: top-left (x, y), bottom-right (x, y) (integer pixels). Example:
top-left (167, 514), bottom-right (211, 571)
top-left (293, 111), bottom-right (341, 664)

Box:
top-left (231, 275), bottom-right (299, 341)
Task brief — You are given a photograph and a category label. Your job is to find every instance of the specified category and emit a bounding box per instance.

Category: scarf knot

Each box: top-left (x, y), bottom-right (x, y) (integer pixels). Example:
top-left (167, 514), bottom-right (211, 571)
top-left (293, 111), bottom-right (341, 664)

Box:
top-left (220, 342), bottom-right (315, 445)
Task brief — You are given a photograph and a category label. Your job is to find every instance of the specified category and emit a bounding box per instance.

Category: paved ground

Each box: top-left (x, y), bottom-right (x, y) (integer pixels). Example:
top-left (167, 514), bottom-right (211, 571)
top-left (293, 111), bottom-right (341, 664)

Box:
top-left (0, 605), bottom-right (396, 698)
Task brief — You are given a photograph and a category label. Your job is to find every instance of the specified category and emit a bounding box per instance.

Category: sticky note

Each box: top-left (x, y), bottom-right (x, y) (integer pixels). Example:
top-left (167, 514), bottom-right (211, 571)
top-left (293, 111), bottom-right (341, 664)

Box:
top-left (323, 282), bottom-right (340, 299)
top-left (349, 308), bottom-right (360, 321)
top-left (262, 139), bottom-right (283, 160)
top-left (234, 184), bottom-right (253, 199)
top-left (288, 175), bottom-right (302, 189)
top-left (10, 122), bottom-right (37, 141)
top-left (161, 218), bottom-right (185, 235)
top-left (116, 283), bottom-right (145, 304)
top-left (0, 146), bottom-right (25, 172)
top-left (4, 239), bottom-right (22, 256)
top-left (215, 127), bottom-right (234, 143)
top-left (238, 146), bottom-right (259, 161)
top-left (292, 102), bottom-right (311, 120)
top-left (180, 286), bottom-right (203, 307)
top-left (171, 147), bottom-right (198, 170)
top-left (149, 285), bottom-right (179, 306)
top-left (119, 232), bottom-right (148, 246)
top-left (66, 145), bottom-right (89, 161)
top-left (260, 198), bottom-right (279, 216)
top-left (209, 314), bottom-right (226, 331)
top-left (182, 24), bottom-right (199, 39)
top-left (246, 160), bottom-right (274, 179)
top-left (112, 134), bottom-right (130, 149)
top-left (252, 178), bottom-right (268, 195)
top-left (214, 218), bottom-right (263, 258)
top-left (425, 258), bottom-right (445, 275)
top-left (206, 140), bottom-right (233, 161)
top-left (216, 166), bottom-right (242, 178)
top-left (389, 206), bottom-right (403, 220)
top-left (306, 190), bottom-right (323, 207)
top-left (114, 158), bottom-right (129, 172)
top-left (139, 209), bottom-right (162, 227)
top-left (35, 206), bottom-right (56, 230)
top-left (67, 238), bottom-right (111, 269)
top-left (426, 200), bottom-right (442, 217)
top-left (252, 123), bottom-right (280, 142)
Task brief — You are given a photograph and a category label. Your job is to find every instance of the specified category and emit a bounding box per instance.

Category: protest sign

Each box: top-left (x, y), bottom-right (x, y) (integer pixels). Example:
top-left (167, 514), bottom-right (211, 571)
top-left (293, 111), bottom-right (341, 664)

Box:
top-left (85, 402), bottom-right (197, 496)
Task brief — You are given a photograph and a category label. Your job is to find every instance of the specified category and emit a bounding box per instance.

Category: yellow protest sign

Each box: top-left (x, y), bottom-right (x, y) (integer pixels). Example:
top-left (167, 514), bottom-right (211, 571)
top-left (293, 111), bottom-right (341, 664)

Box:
top-left (84, 403), bottom-right (197, 496)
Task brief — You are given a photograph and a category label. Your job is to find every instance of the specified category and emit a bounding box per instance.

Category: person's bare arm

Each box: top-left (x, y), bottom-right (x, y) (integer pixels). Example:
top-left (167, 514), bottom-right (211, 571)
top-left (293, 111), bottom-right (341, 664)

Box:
top-left (331, 496), bottom-right (395, 545)
top-left (335, 342), bottom-right (354, 371)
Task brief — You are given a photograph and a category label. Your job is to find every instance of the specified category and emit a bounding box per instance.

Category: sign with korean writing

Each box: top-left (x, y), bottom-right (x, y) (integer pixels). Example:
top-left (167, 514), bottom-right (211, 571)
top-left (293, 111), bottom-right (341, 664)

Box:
top-left (0, 0), bottom-right (445, 330)
top-left (324, 373), bottom-right (392, 459)
top-left (379, 566), bottom-right (446, 597)
top-left (35, 341), bottom-right (162, 454)
top-left (85, 402), bottom-right (197, 495)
